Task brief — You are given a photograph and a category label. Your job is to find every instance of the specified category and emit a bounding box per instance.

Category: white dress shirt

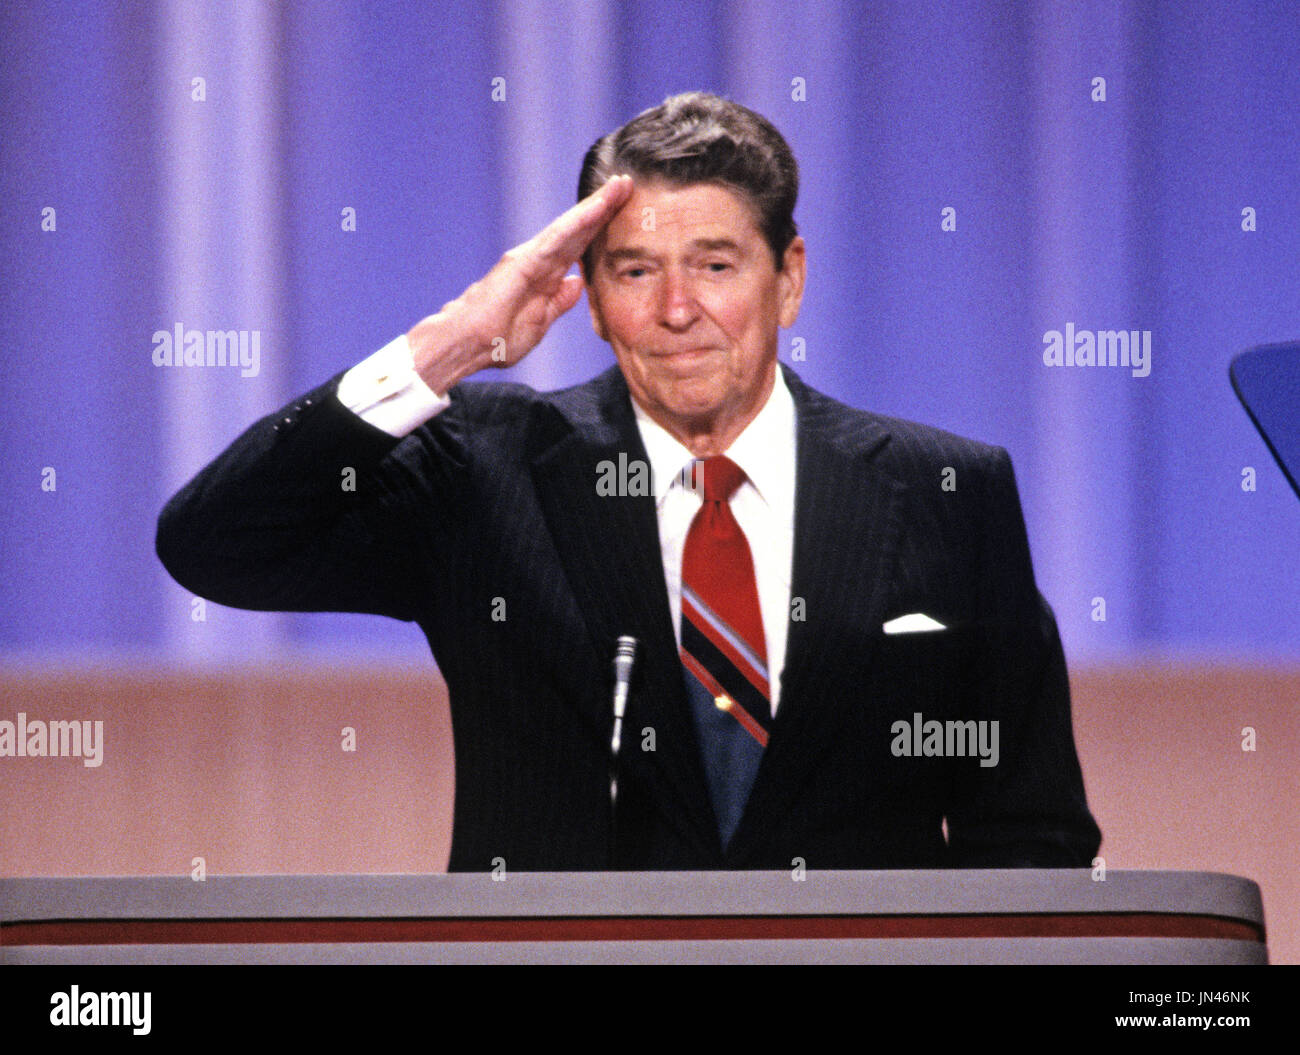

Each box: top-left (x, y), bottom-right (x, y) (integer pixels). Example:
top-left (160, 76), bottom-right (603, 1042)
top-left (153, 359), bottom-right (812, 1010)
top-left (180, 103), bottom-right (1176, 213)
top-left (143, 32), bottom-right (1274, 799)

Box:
top-left (337, 336), bottom-right (798, 715)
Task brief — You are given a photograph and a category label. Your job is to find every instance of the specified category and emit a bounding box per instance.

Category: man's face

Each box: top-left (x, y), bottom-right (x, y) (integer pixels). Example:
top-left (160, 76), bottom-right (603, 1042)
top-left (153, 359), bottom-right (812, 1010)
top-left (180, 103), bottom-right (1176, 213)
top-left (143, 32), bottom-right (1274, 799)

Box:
top-left (585, 179), bottom-right (805, 446)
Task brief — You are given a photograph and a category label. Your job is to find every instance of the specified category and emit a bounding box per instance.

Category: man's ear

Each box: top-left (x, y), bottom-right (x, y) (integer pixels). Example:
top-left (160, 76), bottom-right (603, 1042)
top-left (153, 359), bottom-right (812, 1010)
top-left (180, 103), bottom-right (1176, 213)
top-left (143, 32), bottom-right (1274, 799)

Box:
top-left (585, 273), bottom-right (609, 342)
top-left (777, 236), bottom-right (806, 329)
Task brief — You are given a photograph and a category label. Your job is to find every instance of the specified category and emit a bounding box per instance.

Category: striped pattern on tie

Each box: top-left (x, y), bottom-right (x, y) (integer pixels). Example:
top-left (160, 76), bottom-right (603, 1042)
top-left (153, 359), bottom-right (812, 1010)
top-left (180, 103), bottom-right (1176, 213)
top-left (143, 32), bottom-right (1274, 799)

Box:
top-left (680, 456), bottom-right (770, 845)
top-left (681, 585), bottom-right (770, 746)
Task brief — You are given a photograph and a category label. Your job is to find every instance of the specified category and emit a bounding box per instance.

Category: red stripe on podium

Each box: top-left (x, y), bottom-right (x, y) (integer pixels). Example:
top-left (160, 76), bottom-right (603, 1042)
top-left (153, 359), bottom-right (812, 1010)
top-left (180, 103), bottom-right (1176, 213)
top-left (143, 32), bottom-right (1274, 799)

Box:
top-left (1, 913), bottom-right (1263, 945)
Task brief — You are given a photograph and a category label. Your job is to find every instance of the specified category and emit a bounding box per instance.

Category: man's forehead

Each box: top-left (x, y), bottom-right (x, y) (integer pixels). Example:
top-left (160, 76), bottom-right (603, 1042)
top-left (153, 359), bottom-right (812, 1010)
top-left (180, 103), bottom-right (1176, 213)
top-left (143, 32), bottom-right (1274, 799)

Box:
top-left (602, 179), bottom-right (763, 245)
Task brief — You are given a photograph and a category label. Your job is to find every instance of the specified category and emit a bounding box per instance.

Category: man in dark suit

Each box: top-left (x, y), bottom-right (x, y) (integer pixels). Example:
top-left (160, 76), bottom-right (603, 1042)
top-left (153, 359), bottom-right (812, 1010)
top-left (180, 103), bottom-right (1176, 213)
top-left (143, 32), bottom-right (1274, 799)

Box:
top-left (157, 92), bottom-right (1101, 872)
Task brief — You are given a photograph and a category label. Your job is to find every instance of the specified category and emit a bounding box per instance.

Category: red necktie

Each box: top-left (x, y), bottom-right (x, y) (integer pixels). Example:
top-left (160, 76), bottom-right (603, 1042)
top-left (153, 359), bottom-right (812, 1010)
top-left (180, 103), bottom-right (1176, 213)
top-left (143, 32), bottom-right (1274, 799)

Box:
top-left (680, 456), bottom-right (771, 845)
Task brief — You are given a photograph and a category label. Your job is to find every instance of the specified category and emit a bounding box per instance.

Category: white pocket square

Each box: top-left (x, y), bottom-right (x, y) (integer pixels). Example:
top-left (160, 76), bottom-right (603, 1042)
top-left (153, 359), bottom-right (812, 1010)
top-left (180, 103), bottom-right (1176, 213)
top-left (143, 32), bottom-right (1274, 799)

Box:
top-left (882, 613), bottom-right (947, 635)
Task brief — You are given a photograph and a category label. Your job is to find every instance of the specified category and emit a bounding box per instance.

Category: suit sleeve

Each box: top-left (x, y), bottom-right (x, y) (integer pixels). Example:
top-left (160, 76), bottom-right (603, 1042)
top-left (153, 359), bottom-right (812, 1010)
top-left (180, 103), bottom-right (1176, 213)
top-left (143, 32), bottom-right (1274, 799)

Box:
top-left (155, 370), bottom-right (463, 622)
top-left (943, 447), bottom-right (1102, 867)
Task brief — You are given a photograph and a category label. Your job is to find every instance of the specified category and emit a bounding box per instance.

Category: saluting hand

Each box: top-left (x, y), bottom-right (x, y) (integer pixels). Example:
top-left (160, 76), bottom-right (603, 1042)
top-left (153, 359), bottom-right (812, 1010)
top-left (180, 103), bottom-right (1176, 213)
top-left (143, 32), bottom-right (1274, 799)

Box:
top-left (406, 175), bottom-right (634, 394)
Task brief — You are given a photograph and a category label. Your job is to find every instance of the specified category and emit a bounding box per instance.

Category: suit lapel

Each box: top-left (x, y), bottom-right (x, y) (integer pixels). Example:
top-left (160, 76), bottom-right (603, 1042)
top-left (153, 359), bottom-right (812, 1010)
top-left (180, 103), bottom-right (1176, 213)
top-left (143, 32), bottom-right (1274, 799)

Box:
top-left (528, 367), bottom-right (720, 860)
top-left (727, 365), bottom-right (906, 863)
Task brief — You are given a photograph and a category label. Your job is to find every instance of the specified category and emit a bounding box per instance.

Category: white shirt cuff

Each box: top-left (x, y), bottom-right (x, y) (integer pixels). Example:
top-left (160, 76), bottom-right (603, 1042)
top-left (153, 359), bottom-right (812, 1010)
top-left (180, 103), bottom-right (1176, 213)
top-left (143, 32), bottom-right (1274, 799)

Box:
top-left (336, 333), bottom-right (451, 437)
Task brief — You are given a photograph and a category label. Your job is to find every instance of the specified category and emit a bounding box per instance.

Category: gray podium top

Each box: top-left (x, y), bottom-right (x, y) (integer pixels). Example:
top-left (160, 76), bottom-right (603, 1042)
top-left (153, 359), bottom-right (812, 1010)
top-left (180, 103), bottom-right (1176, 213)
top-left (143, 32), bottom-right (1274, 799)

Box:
top-left (2, 870), bottom-right (1266, 964)
top-left (1, 868), bottom-right (1263, 921)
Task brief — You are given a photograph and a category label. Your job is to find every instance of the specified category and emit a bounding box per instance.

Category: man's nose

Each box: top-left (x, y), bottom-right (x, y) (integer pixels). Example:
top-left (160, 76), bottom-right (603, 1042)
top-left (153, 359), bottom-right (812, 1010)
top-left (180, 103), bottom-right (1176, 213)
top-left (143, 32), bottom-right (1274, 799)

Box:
top-left (657, 269), bottom-right (700, 329)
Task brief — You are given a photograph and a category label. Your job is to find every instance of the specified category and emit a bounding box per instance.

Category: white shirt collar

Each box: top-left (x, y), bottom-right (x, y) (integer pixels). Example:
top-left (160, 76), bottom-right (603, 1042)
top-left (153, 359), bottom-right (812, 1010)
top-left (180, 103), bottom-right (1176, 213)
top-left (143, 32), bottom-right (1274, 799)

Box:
top-left (631, 365), bottom-right (796, 508)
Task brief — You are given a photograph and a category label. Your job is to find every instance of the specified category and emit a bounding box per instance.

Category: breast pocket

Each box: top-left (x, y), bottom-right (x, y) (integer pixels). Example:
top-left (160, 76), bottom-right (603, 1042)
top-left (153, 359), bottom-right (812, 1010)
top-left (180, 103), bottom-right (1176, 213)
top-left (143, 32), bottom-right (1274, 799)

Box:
top-left (858, 624), bottom-right (985, 785)
top-left (872, 625), bottom-right (979, 716)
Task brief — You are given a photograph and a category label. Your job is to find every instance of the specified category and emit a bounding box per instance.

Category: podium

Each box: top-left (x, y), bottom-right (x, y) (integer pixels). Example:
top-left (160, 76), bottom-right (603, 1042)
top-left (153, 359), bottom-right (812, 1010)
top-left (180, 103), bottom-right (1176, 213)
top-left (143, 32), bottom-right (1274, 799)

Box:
top-left (1, 870), bottom-right (1266, 964)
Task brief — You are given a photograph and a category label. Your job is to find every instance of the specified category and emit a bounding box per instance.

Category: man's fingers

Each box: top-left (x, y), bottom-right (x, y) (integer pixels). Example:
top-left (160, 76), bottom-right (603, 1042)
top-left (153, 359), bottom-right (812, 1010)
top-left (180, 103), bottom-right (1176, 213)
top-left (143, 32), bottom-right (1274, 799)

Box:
top-left (454, 177), bottom-right (631, 372)
top-left (531, 174), bottom-right (634, 265)
top-left (545, 274), bottom-right (586, 325)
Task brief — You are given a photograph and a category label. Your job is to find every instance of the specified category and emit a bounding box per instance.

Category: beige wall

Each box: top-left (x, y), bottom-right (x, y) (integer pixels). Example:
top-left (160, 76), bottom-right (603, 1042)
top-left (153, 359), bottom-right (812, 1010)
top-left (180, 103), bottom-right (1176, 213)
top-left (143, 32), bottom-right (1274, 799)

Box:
top-left (2, 664), bottom-right (1294, 962)
top-left (1068, 664), bottom-right (1297, 964)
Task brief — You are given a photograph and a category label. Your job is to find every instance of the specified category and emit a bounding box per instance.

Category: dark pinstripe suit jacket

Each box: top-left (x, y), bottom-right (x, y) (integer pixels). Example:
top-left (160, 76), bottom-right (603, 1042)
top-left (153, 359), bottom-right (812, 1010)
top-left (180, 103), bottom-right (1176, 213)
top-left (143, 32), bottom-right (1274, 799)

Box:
top-left (157, 361), bottom-right (1101, 871)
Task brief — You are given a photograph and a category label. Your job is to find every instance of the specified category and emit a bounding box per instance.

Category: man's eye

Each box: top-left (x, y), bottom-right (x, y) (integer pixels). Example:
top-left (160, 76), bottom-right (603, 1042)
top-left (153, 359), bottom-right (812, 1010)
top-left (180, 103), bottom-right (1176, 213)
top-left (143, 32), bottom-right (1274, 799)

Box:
top-left (621, 267), bottom-right (648, 279)
top-left (705, 261), bottom-right (732, 272)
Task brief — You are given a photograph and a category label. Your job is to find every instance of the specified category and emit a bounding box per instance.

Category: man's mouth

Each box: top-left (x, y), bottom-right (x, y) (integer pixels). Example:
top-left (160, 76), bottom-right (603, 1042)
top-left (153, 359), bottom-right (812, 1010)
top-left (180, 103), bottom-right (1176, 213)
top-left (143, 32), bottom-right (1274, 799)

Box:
top-left (654, 347), bottom-right (718, 360)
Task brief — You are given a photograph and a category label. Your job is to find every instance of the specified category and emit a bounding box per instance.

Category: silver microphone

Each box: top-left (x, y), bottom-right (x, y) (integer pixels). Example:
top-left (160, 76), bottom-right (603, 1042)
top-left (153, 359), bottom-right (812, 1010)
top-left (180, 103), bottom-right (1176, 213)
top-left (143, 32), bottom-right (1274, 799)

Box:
top-left (609, 635), bottom-right (638, 805)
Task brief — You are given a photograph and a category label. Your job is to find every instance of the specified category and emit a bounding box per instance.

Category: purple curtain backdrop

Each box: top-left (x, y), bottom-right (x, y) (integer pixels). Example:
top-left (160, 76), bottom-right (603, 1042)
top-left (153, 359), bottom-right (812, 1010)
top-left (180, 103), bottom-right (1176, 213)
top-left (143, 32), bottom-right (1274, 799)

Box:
top-left (2, 0), bottom-right (1297, 666)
